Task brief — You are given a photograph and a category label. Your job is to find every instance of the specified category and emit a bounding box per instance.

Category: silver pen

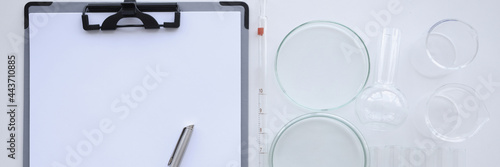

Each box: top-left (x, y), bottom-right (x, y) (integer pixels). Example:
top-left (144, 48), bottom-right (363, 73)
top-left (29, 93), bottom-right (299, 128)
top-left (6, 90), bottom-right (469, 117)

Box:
top-left (168, 125), bottom-right (194, 167)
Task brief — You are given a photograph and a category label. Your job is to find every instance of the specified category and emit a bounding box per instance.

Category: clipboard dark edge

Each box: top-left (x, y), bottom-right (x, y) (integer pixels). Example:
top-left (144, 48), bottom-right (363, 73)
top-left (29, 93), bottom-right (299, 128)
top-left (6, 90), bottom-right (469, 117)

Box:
top-left (220, 1), bottom-right (249, 29)
top-left (24, 2), bottom-right (249, 167)
top-left (24, 2), bottom-right (53, 29)
top-left (24, 3), bottom-right (53, 167)
top-left (220, 2), bottom-right (250, 166)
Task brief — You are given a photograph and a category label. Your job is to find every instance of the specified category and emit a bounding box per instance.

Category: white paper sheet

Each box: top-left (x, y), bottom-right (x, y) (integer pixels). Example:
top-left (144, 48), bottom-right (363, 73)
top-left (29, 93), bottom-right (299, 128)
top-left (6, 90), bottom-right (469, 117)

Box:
top-left (29, 11), bottom-right (242, 167)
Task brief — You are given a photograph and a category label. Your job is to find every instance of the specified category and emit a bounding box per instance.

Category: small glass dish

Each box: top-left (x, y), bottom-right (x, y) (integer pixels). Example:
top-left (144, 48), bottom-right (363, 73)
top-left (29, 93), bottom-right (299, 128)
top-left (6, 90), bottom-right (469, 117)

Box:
top-left (426, 19), bottom-right (478, 70)
top-left (411, 19), bottom-right (479, 77)
top-left (424, 84), bottom-right (489, 142)
top-left (275, 21), bottom-right (370, 110)
top-left (269, 113), bottom-right (369, 167)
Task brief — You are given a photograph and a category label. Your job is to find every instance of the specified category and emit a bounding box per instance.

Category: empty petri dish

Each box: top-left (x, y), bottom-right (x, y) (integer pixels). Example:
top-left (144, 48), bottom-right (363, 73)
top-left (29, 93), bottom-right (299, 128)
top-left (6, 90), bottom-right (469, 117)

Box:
top-left (269, 113), bottom-right (369, 167)
top-left (426, 19), bottom-right (478, 70)
top-left (275, 21), bottom-right (370, 110)
top-left (425, 84), bottom-right (489, 142)
top-left (410, 19), bottom-right (478, 78)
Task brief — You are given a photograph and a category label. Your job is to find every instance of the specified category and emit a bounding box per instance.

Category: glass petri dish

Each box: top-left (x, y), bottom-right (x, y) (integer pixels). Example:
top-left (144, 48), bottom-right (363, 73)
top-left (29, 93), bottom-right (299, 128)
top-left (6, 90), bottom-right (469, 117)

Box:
top-left (426, 19), bottom-right (478, 70)
top-left (425, 84), bottom-right (489, 142)
top-left (269, 113), bottom-right (369, 167)
top-left (275, 21), bottom-right (370, 111)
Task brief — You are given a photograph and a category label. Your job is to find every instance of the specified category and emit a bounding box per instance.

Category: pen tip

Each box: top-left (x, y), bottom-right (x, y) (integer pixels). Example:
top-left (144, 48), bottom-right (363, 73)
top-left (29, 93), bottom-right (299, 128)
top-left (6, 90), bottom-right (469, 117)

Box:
top-left (168, 157), bottom-right (173, 165)
top-left (187, 125), bottom-right (194, 129)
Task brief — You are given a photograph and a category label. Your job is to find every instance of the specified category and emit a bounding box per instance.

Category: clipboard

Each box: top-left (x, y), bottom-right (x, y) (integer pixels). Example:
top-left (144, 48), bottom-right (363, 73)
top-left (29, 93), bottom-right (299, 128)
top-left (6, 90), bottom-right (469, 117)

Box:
top-left (24, 1), bottom-right (248, 167)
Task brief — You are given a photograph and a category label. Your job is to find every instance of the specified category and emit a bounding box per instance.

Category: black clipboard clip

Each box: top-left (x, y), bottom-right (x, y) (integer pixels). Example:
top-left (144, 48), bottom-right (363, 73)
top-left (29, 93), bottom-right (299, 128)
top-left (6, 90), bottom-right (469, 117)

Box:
top-left (82, 0), bottom-right (180, 30)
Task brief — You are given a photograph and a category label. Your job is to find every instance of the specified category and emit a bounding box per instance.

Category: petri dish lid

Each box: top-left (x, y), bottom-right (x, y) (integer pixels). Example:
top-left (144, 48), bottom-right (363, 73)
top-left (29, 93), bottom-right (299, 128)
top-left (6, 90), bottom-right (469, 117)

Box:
top-left (425, 84), bottom-right (489, 142)
top-left (269, 113), bottom-right (369, 167)
top-left (276, 21), bottom-right (370, 110)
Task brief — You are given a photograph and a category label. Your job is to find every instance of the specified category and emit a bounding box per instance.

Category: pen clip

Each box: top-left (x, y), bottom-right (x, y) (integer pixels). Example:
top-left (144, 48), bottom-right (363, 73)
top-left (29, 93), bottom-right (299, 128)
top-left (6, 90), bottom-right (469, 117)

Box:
top-left (168, 127), bottom-right (187, 165)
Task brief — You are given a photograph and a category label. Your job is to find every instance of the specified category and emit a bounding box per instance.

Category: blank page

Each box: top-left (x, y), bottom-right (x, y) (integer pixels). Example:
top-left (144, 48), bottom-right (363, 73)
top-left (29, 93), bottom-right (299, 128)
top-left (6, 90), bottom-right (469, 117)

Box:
top-left (29, 11), bottom-right (241, 167)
